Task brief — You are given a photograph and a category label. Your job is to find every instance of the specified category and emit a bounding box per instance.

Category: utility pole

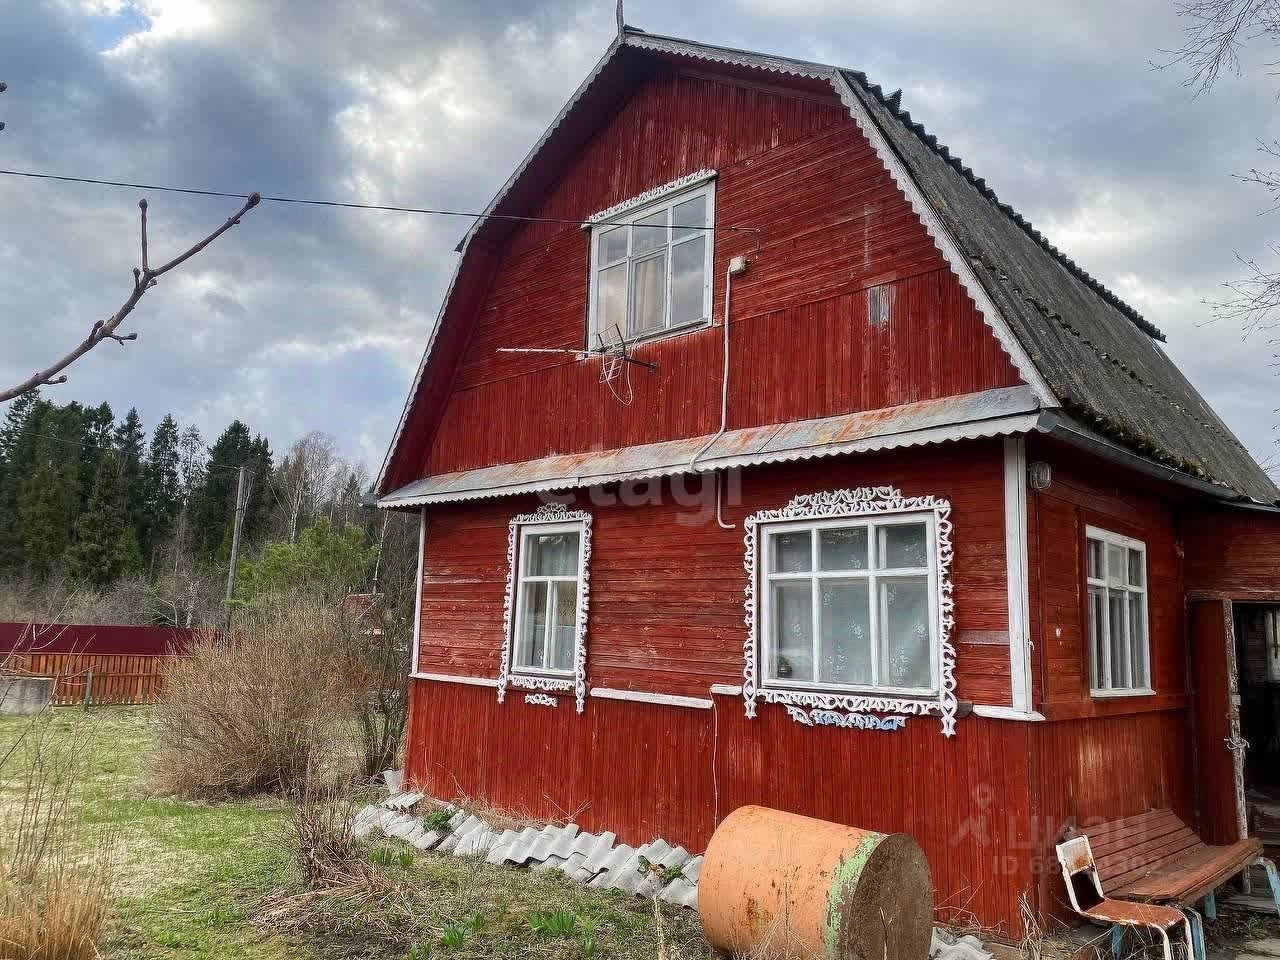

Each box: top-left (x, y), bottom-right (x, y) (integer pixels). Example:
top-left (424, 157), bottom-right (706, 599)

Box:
top-left (224, 464), bottom-right (250, 623)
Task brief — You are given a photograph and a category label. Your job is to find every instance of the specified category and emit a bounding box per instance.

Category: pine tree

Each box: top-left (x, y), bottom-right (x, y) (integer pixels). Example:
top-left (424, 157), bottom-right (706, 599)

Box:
top-left (140, 415), bottom-right (182, 563)
top-left (18, 404), bottom-right (85, 577)
top-left (0, 393), bottom-right (48, 572)
top-left (191, 421), bottom-right (254, 560)
top-left (79, 402), bottom-right (115, 511)
top-left (114, 408), bottom-right (146, 547)
top-left (65, 450), bottom-right (131, 586)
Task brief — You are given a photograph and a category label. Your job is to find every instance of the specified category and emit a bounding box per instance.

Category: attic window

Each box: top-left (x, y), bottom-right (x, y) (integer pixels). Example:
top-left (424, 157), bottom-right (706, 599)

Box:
top-left (868, 284), bottom-right (892, 328)
top-left (586, 174), bottom-right (715, 346)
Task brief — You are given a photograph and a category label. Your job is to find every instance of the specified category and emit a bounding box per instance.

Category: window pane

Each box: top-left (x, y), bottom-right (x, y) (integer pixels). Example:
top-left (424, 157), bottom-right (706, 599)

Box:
top-left (597, 263), bottom-right (626, 339)
top-left (598, 225), bottom-right (627, 264)
top-left (770, 581), bottom-right (813, 682)
top-left (549, 581), bottom-right (577, 671)
top-left (672, 195), bottom-right (706, 241)
top-left (1128, 592), bottom-right (1148, 687)
top-left (629, 252), bottom-right (666, 336)
top-left (1107, 544), bottom-right (1126, 585)
top-left (1108, 590), bottom-right (1128, 688)
top-left (526, 532), bottom-right (579, 577)
top-left (819, 527), bottom-right (868, 571)
top-left (1088, 586), bottom-right (1106, 689)
top-left (670, 236), bottom-right (706, 326)
top-left (632, 209), bottom-right (668, 255)
top-left (518, 581), bottom-right (548, 669)
top-left (820, 580), bottom-right (871, 684)
top-left (1087, 539), bottom-right (1103, 579)
top-left (1128, 549), bottom-right (1144, 588)
top-left (880, 577), bottom-right (931, 688)
top-left (879, 523), bottom-right (928, 569)
top-left (770, 531), bottom-right (811, 573)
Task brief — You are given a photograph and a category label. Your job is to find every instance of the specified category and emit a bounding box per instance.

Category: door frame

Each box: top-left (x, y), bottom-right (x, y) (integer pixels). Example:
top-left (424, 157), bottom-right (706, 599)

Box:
top-left (1188, 594), bottom-right (1248, 843)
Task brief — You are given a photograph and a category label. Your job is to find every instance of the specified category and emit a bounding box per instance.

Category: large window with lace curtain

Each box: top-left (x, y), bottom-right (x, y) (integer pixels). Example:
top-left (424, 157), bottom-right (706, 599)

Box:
top-left (758, 514), bottom-right (940, 696)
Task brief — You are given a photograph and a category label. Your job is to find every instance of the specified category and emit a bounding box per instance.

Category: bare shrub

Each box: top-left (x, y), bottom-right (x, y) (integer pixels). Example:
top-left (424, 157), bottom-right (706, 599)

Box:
top-left (150, 597), bottom-right (356, 798)
top-left (0, 714), bottom-right (113, 960)
top-left (284, 759), bottom-right (367, 889)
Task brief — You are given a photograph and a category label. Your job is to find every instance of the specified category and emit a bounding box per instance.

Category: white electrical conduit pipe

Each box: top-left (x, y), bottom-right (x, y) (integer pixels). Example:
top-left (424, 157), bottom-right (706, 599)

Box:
top-left (689, 256), bottom-right (749, 530)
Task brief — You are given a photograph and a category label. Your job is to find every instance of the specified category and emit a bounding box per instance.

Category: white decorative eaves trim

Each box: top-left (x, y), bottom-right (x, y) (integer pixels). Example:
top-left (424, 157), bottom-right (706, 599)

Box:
top-left (742, 486), bottom-right (959, 737)
top-left (828, 71), bottom-right (1057, 409)
top-left (583, 169), bottom-right (716, 227)
top-left (497, 502), bottom-right (592, 713)
top-left (524, 693), bottom-right (558, 707)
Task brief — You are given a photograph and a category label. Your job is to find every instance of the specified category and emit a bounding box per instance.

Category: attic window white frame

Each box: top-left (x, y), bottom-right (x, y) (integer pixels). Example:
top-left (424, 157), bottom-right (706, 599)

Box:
top-left (1085, 526), bottom-right (1152, 697)
top-left (742, 487), bottom-right (959, 737)
top-left (584, 170), bottom-right (716, 347)
top-left (497, 503), bottom-right (592, 713)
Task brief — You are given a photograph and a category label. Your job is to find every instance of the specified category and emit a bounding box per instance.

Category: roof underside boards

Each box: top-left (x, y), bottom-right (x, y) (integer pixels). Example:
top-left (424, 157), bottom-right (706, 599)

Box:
top-left (838, 69), bottom-right (1277, 503)
top-left (378, 387), bottom-right (1041, 507)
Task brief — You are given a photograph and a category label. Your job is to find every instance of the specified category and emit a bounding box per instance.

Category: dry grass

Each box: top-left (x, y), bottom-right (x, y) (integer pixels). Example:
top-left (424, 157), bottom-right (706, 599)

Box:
top-left (0, 712), bottom-right (114, 960)
top-left (150, 601), bottom-right (356, 798)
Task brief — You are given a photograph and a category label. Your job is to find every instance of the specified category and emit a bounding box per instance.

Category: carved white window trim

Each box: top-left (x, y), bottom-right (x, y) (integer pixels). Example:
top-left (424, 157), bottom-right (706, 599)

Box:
top-left (742, 486), bottom-right (959, 736)
top-left (498, 503), bottom-right (592, 713)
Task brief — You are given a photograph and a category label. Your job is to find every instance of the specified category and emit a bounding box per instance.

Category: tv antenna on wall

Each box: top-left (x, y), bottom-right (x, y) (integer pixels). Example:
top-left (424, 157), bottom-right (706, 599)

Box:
top-left (497, 324), bottom-right (656, 405)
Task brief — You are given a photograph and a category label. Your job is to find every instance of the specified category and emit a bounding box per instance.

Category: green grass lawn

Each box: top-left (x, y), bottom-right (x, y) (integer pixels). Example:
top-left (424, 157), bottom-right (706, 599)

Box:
top-left (0, 707), bottom-right (710, 960)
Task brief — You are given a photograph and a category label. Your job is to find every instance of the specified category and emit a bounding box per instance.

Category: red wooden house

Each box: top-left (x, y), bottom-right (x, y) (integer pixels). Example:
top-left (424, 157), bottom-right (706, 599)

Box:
top-left (375, 27), bottom-right (1280, 934)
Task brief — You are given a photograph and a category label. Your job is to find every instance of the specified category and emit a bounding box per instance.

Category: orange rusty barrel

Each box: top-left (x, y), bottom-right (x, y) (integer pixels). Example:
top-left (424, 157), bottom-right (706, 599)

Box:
top-left (698, 805), bottom-right (933, 960)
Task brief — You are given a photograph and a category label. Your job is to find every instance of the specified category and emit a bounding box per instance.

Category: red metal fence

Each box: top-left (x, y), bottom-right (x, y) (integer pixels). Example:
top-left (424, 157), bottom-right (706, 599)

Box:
top-left (0, 623), bottom-right (197, 706)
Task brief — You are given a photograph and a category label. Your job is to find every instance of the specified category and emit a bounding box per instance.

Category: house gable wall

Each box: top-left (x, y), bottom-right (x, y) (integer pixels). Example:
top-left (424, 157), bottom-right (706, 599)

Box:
top-left (420, 67), bottom-right (1022, 478)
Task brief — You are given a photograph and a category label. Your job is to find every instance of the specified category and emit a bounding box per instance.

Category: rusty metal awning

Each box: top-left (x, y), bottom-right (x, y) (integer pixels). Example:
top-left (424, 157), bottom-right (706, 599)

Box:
top-left (377, 386), bottom-right (1042, 508)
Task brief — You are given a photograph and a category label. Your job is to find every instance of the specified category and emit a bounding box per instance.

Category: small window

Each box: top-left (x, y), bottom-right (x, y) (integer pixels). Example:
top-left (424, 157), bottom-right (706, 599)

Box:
top-left (760, 515), bottom-right (939, 695)
top-left (1086, 526), bottom-right (1151, 695)
top-left (588, 180), bottom-right (714, 345)
top-left (510, 522), bottom-right (585, 675)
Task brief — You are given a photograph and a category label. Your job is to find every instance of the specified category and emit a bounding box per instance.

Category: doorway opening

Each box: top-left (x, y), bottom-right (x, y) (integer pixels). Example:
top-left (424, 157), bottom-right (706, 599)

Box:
top-left (1233, 603), bottom-right (1280, 857)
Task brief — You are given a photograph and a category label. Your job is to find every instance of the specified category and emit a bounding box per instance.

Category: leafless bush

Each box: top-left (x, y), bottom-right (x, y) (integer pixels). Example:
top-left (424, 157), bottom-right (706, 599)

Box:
top-left (283, 756), bottom-right (368, 889)
top-left (0, 715), bottom-right (113, 960)
top-left (150, 597), bottom-right (357, 798)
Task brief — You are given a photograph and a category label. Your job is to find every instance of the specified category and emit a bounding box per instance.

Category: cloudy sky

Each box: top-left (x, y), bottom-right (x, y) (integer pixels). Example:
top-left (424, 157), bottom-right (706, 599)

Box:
top-left (3, 0), bottom-right (1278, 476)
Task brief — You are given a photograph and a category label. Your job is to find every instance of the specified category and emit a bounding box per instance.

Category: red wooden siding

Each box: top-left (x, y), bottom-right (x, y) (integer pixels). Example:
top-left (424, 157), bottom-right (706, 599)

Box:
top-left (1182, 508), bottom-right (1280, 600)
top-left (420, 68), bottom-right (1021, 477)
top-left (406, 681), bottom-right (1036, 934)
top-left (417, 442), bottom-right (1013, 705)
top-left (1024, 440), bottom-right (1187, 717)
top-left (1029, 710), bottom-right (1194, 921)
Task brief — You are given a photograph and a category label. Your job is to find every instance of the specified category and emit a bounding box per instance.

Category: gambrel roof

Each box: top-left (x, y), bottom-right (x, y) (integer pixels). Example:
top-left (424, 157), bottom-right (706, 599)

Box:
top-left (377, 28), bottom-right (1278, 505)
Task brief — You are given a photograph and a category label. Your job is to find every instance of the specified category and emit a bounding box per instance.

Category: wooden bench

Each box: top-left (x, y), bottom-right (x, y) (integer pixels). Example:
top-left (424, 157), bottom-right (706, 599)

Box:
top-left (1083, 809), bottom-right (1262, 907)
top-left (1065, 809), bottom-right (1278, 960)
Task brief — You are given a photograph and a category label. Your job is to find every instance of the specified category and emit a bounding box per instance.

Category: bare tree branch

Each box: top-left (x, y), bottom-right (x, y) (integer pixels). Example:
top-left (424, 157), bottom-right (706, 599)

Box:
top-left (1159, 0), bottom-right (1280, 94)
top-left (0, 191), bottom-right (261, 404)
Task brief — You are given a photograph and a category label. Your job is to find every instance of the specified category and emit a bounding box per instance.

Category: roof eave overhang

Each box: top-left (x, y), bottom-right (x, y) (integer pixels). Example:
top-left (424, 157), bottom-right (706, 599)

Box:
top-left (1037, 410), bottom-right (1265, 506)
top-left (377, 387), bottom-right (1044, 509)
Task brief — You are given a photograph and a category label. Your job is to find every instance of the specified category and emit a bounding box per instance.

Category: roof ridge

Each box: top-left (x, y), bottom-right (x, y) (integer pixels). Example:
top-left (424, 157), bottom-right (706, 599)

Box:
top-left (838, 68), bottom-right (1165, 343)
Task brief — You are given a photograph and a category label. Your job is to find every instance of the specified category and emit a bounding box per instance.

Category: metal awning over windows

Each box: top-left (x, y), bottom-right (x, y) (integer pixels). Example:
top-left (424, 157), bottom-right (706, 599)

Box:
top-left (377, 385), bottom-right (1041, 508)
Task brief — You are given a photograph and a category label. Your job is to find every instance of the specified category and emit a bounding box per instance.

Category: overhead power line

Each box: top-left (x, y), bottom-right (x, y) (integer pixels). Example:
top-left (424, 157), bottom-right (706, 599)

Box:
top-left (0, 168), bottom-right (761, 234)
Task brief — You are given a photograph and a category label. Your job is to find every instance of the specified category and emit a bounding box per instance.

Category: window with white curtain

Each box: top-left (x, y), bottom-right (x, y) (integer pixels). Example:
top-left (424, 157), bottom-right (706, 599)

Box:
top-left (759, 514), bottom-right (939, 695)
top-left (510, 522), bottom-right (585, 675)
top-left (1086, 526), bottom-right (1151, 695)
top-left (587, 180), bottom-right (714, 345)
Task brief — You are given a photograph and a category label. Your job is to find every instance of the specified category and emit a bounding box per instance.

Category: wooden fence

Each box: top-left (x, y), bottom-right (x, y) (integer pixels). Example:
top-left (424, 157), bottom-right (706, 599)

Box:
top-left (3, 652), bottom-right (173, 706)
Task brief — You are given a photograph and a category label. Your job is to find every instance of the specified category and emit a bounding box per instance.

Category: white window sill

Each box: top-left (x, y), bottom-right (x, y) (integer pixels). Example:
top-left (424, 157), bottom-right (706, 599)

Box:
top-left (761, 682), bottom-right (941, 702)
top-left (1089, 687), bottom-right (1156, 699)
top-left (587, 318), bottom-right (712, 353)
